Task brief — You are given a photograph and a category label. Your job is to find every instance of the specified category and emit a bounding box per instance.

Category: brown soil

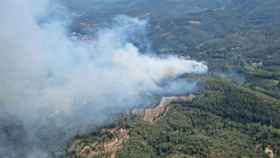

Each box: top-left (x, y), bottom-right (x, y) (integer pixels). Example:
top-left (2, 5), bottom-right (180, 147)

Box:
top-left (142, 95), bottom-right (195, 123)
top-left (71, 128), bottom-right (129, 158)
top-left (265, 145), bottom-right (274, 158)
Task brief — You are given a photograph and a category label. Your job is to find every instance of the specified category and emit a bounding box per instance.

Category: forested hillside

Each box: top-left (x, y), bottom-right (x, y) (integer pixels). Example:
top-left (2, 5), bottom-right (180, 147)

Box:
top-left (67, 77), bottom-right (280, 158)
top-left (64, 0), bottom-right (280, 157)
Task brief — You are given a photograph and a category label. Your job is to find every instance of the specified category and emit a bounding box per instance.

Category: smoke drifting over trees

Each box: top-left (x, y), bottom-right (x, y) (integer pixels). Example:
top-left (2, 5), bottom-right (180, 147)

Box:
top-left (0, 0), bottom-right (207, 157)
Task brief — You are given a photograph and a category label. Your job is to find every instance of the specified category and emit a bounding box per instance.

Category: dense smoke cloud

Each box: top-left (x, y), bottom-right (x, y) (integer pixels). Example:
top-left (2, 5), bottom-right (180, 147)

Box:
top-left (0, 0), bottom-right (207, 157)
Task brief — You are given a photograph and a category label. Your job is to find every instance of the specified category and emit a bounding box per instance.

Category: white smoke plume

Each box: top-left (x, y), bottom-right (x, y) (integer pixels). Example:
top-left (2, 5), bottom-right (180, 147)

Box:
top-left (0, 0), bottom-right (207, 157)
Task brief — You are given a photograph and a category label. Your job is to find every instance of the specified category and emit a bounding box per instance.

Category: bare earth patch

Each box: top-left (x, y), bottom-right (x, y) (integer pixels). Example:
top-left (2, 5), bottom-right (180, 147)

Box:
top-left (135, 95), bottom-right (195, 123)
top-left (69, 128), bottom-right (129, 158)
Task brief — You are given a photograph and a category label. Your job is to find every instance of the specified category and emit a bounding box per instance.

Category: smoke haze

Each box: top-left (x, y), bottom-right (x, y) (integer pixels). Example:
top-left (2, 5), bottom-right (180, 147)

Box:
top-left (0, 0), bottom-right (207, 157)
